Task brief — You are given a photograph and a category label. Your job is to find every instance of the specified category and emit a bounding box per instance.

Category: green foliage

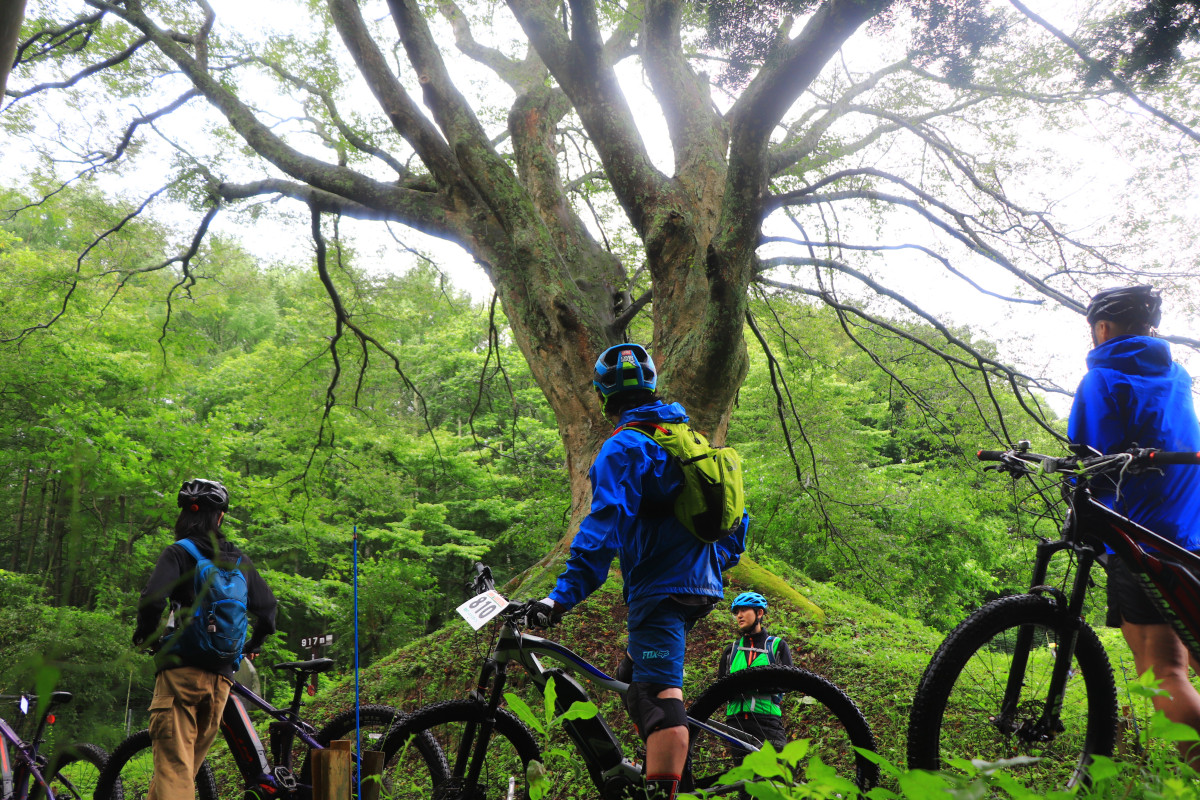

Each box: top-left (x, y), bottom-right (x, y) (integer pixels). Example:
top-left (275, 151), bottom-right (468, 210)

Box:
top-left (736, 299), bottom-right (1061, 629)
top-left (680, 716), bottom-right (1200, 800)
top-left (503, 676), bottom-right (600, 800)
top-left (0, 183), bottom-right (565, 742)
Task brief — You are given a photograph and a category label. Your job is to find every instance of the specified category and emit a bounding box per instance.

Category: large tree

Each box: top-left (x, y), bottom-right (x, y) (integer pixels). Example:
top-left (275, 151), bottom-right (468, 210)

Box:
top-left (4, 0), bottom-right (1198, 540)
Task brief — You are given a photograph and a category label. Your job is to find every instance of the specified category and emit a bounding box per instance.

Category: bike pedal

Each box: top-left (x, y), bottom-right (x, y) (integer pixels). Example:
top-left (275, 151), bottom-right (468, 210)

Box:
top-left (273, 766), bottom-right (299, 791)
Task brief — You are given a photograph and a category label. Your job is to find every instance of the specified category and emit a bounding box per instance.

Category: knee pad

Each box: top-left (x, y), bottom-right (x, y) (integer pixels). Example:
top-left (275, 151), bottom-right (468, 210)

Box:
top-left (623, 681), bottom-right (687, 740)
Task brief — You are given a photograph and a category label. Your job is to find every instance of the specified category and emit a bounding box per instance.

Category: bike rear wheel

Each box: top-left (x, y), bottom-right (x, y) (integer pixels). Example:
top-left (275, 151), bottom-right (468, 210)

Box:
top-left (907, 594), bottom-right (1118, 791)
top-left (378, 699), bottom-right (539, 800)
top-left (94, 729), bottom-right (218, 800)
top-left (296, 704), bottom-right (445, 798)
top-left (687, 665), bottom-right (880, 792)
top-left (35, 742), bottom-right (108, 800)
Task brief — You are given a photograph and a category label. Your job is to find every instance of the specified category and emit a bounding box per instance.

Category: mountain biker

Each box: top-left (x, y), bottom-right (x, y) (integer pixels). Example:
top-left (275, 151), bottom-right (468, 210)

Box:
top-left (717, 592), bottom-right (794, 753)
top-left (132, 479), bottom-right (278, 800)
top-left (1069, 285), bottom-right (1200, 762)
top-left (529, 343), bottom-right (747, 800)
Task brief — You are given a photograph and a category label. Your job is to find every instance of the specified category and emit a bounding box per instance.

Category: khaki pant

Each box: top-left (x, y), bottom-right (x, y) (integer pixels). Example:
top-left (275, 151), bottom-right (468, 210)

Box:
top-left (147, 667), bottom-right (232, 800)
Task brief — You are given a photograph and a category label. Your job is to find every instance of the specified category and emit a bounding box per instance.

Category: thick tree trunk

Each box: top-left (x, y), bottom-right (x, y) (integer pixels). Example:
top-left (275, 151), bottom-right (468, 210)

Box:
top-left (11, 465), bottom-right (29, 571)
top-left (0, 0), bottom-right (27, 99)
top-left (24, 475), bottom-right (45, 573)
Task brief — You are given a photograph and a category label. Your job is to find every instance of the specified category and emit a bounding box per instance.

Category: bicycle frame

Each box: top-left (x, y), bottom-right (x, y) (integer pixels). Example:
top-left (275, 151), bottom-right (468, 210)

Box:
top-left (465, 619), bottom-right (761, 799)
top-left (1003, 475), bottom-right (1200, 742)
top-left (0, 693), bottom-right (82, 800)
top-left (217, 680), bottom-right (325, 795)
top-left (0, 717), bottom-right (51, 800)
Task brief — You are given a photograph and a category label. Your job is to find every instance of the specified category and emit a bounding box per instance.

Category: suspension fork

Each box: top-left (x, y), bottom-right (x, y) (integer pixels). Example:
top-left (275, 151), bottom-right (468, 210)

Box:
top-left (1033, 547), bottom-right (1095, 734)
top-left (453, 659), bottom-right (509, 786)
top-left (997, 539), bottom-right (1093, 736)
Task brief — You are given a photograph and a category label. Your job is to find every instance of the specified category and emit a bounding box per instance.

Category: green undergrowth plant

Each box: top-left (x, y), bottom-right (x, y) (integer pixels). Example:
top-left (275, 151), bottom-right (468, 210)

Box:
top-left (681, 740), bottom-right (1200, 800)
top-left (504, 675), bottom-right (600, 800)
top-left (679, 672), bottom-right (1200, 800)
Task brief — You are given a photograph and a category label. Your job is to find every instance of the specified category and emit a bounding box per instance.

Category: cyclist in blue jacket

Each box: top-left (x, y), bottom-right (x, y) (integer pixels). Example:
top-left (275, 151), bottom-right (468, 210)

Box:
top-left (1069, 285), bottom-right (1200, 761)
top-left (529, 343), bottom-right (747, 800)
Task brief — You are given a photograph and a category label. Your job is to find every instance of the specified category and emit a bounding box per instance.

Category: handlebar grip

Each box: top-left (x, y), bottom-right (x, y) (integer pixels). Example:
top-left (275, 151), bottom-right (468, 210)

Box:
top-left (977, 450), bottom-right (1007, 461)
top-left (1147, 451), bottom-right (1200, 465)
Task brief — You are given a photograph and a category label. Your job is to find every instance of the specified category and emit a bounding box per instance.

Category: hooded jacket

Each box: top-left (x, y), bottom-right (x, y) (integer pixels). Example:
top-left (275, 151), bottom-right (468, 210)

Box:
top-left (1068, 335), bottom-right (1200, 550)
top-left (549, 400), bottom-right (747, 610)
top-left (135, 534), bottom-right (278, 677)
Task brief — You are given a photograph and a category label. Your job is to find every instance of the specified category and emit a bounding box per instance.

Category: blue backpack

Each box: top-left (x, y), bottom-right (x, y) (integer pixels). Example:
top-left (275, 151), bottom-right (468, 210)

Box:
top-left (165, 538), bottom-right (249, 671)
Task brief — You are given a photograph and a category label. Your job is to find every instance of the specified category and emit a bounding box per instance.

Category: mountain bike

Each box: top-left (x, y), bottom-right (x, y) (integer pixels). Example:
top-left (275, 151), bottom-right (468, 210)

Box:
top-left (907, 442), bottom-right (1200, 790)
top-left (96, 657), bottom-right (444, 799)
top-left (378, 563), bottom-right (879, 799)
top-left (0, 691), bottom-right (109, 800)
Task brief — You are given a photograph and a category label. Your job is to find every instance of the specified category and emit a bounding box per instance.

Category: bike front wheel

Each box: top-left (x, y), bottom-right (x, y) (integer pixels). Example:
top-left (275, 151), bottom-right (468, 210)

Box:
top-left (907, 593), bottom-right (1118, 790)
top-left (687, 665), bottom-right (880, 792)
top-left (378, 699), bottom-right (540, 800)
top-left (35, 742), bottom-right (109, 800)
top-left (94, 729), bottom-right (218, 800)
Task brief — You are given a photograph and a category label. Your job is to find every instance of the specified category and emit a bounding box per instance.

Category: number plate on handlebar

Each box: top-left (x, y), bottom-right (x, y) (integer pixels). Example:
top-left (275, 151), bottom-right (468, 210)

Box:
top-left (456, 590), bottom-right (508, 630)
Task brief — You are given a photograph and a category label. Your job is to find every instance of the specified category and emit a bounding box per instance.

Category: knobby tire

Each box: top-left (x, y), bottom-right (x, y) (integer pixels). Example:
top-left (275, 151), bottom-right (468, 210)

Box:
top-left (907, 594), bottom-right (1118, 791)
top-left (687, 664), bottom-right (880, 792)
top-left (296, 703), bottom-right (445, 799)
top-left (378, 699), bottom-right (539, 800)
top-left (95, 729), bottom-right (217, 800)
top-left (35, 741), bottom-right (109, 800)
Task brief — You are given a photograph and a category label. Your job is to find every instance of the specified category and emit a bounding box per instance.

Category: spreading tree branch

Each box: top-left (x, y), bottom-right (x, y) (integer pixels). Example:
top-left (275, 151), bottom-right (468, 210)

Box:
top-left (1009, 0), bottom-right (1200, 145)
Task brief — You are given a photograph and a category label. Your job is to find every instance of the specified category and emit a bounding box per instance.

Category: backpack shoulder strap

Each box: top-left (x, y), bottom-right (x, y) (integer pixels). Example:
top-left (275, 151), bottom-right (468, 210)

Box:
top-left (766, 635), bottom-right (779, 665)
top-left (175, 538), bottom-right (205, 565)
top-left (612, 421), bottom-right (670, 439)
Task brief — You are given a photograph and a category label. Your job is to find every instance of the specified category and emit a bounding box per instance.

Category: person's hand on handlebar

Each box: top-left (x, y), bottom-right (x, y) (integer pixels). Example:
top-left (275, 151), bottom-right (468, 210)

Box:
top-left (526, 597), bottom-right (564, 628)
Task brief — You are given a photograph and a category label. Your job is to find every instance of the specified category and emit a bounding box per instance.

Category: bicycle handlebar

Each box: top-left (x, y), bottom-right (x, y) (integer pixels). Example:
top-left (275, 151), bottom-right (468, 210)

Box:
top-left (1147, 450), bottom-right (1200, 465)
top-left (977, 446), bottom-right (1200, 476)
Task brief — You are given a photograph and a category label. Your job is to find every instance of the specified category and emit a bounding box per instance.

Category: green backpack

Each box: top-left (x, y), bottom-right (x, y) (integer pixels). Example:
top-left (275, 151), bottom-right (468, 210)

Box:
top-left (614, 421), bottom-right (746, 543)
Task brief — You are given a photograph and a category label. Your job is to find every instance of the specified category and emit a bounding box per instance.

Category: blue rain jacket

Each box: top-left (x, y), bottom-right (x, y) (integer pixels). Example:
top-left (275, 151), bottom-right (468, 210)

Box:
top-left (549, 400), bottom-right (747, 610)
top-left (1068, 335), bottom-right (1200, 550)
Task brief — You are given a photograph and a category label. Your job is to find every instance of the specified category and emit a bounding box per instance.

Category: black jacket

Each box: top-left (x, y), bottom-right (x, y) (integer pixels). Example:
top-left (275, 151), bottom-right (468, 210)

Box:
top-left (135, 534), bottom-right (278, 677)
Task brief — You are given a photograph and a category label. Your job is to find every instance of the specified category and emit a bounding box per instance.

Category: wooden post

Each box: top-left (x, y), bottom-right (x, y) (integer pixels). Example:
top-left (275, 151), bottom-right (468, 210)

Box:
top-left (311, 742), bottom-right (352, 800)
top-left (360, 750), bottom-right (386, 800)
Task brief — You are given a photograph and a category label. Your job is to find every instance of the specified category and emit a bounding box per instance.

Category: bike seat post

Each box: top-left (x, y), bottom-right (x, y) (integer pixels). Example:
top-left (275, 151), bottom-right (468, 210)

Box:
top-left (27, 699), bottom-right (52, 754)
top-left (289, 672), bottom-right (309, 715)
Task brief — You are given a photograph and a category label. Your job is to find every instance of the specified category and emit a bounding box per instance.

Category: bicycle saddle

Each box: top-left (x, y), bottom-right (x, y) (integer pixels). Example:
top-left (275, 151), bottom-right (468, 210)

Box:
top-left (271, 658), bottom-right (335, 676)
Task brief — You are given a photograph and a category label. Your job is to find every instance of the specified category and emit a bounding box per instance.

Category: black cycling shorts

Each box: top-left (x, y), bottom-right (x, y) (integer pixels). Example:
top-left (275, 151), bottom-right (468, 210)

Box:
top-left (1105, 554), bottom-right (1167, 627)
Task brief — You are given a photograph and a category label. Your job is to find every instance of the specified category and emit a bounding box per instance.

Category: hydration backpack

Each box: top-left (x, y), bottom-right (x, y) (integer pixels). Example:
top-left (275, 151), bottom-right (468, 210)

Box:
top-left (614, 420), bottom-right (746, 543)
top-left (165, 538), bottom-right (249, 671)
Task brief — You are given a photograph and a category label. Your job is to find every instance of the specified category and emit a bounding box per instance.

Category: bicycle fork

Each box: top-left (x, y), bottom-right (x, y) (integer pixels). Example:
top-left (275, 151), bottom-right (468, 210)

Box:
top-left (459, 660), bottom-right (507, 789)
top-left (999, 540), bottom-right (1095, 742)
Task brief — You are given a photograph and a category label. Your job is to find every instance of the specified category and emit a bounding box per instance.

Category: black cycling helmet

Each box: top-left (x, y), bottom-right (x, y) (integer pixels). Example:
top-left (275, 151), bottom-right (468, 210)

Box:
top-left (1085, 285), bottom-right (1162, 328)
top-left (177, 478), bottom-right (229, 511)
top-left (592, 343), bottom-right (657, 399)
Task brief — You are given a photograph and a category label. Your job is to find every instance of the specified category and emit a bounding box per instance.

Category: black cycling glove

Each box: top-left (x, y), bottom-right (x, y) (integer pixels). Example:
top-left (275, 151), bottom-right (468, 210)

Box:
top-left (527, 597), bottom-right (563, 628)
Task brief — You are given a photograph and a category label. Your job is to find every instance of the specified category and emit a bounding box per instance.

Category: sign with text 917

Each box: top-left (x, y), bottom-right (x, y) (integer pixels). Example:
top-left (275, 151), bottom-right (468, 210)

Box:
top-left (301, 634), bottom-right (333, 649)
top-left (457, 590), bottom-right (507, 630)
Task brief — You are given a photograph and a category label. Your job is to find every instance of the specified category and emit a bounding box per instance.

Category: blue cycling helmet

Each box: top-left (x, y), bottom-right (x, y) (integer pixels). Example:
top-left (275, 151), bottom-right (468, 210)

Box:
top-left (593, 343), bottom-right (657, 399)
top-left (731, 592), bottom-right (768, 612)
